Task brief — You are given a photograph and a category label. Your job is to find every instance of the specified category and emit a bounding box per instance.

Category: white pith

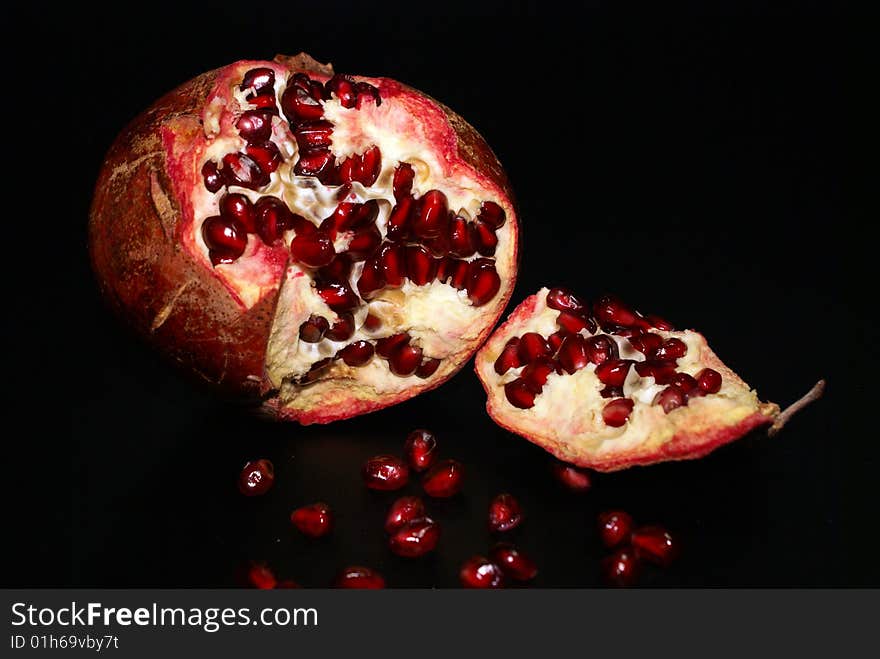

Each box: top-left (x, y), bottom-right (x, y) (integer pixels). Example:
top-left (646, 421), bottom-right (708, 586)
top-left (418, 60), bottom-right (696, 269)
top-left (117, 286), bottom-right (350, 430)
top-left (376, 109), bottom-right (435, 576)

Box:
top-left (479, 289), bottom-right (768, 459)
top-left (188, 70), bottom-right (513, 406)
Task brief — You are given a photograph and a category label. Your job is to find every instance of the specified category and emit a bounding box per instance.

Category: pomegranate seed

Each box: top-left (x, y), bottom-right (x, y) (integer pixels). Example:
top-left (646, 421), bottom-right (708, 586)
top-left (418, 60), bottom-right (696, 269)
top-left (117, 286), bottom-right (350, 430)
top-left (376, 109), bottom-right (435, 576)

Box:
top-left (384, 496), bottom-right (426, 533)
top-left (669, 372), bottom-right (698, 393)
top-left (653, 338), bottom-right (688, 361)
top-left (339, 340), bottom-right (374, 366)
top-left (291, 231), bottom-right (335, 268)
top-left (415, 358), bottom-right (440, 379)
top-left (247, 562), bottom-right (277, 589)
top-left (595, 359), bottom-right (634, 387)
top-left (632, 525), bottom-right (678, 566)
top-left (222, 152), bottom-right (269, 189)
top-left (347, 225), bottom-right (382, 261)
top-left (327, 74), bottom-right (357, 108)
top-left (368, 244), bottom-right (402, 289)
top-left (357, 146), bottom-right (382, 186)
top-left (557, 334), bottom-right (590, 374)
top-left (403, 429), bottom-right (437, 472)
top-left (466, 259), bottom-right (501, 306)
top-left (653, 385), bottom-right (687, 413)
top-left (393, 163), bottom-right (415, 200)
top-left (635, 359), bottom-right (678, 384)
top-left (547, 330), bottom-right (569, 354)
top-left (586, 335), bottom-right (620, 364)
top-left (362, 455), bottom-right (409, 491)
top-left (423, 231), bottom-right (450, 257)
top-left (389, 517), bottom-right (441, 558)
top-left (201, 160), bottom-right (224, 192)
top-left (593, 294), bottom-right (649, 329)
top-left (299, 315), bottom-right (329, 342)
top-left (295, 148), bottom-right (337, 182)
top-left (550, 462), bottom-right (592, 492)
top-left (335, 566), bottom-right (385, 589)
top-left (602, 398), bottom-right (635, 427)
top-left (412, 190), bottom-right (448, 238)
top-left (244, 141), bottom-right (282, 174)
top-left (517, 332), bottom-right (552, 363)
top-left (406, 245), bottom-right (437, 285)
top-left (490, 543), bottom-right (538, 581)
top-left (389, 344), bottom-right (423, 376)
top-left (281, 86), bottom-right (324, 124)
top-left (435, 257), bottom-right (456, 284)
top-left (202, 216), bottom-right (247, 256)
top-left (645, 314), bottom-right (674, 331)
top-left (363, 313), bottom-right (382, 331)
top-left (488, 493), bottom-right (523, 532)
top-left (422, 459), bottom-right (464, 498)
top-left (547, 288), bottom-right (586, 314)
top-left (494, 338), bottom-right (522, 375)
top-left (505, 379), bottom-right (536, 409)
top-left (696, 368), bottom-right (722, 393)
top-left (290, 502), bottom-right (333, 538)
top-left (355, 81), bottom-right (382, 108)
top-left (219, 193), bottom-right (256, 233)
top-left (254, 196), bottom-right (297, 244)
top-left (238, 459), bottom-right (274, 496)
top-left (236, 110), bottom-right (273, 142)
top-left (357, 258), bottom-right (386, 298)
top-left (459, 556), bottom-right (505, 589)
top-left (338, 156), bottom-right (358, 185)
top-left (557, 311), bottom-right (595, 334)
top-left (601, 386), bottom-right (624, 399)
top-left (602, 547), bottom-right (640, 587)
top-left (598, 510), bottom-right (633, 548)
top-left (241, 67), bottom-right (275, 97)
top-left (294, 119), bottom-right (333, 150)
top-left (248, 95), bottom-right (279, 112)
top-left (288, 73), bottom-right (315, 96)
top-left (448, 215), bottom-right (476, 256)
top-left (520, 357), bottom-right (556, 391)
top-left (449, 259), bottom-right (471, 290)
top-left (325, 312), bottom-right (355, 341)
top-left (376, 333), bottom-right (410, 358)
top-left (316, 281), bottom-right (359, 311)
top-left (472, 220), bottom-right (498, 256)
top-left (628, 332), bottom-right (663, 355)
top-left (387, 196), bottom-right (413, 241)
top-left (476, 201), bottom-right (506, 229)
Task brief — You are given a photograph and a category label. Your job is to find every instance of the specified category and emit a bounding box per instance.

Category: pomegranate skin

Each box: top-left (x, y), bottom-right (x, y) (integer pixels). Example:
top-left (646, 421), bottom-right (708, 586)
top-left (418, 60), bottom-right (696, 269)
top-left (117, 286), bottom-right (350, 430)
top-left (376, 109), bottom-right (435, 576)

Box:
top-left (89, 53), bottom-right (519, 424)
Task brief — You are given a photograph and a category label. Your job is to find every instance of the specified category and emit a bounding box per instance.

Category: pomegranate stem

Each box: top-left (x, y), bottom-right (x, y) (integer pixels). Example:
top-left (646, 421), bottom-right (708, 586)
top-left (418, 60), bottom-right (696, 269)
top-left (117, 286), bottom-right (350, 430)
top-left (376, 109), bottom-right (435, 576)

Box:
top-left (767, 379), bottom-right (826, 437)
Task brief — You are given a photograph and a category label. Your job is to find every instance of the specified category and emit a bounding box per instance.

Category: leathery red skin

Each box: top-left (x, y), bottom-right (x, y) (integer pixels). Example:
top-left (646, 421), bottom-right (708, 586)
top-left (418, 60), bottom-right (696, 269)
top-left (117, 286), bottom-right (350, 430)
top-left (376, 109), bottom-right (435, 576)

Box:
top-left (474, 293), bottom-right (779, 472)
top-left (89, 53), bottom-right (519, 421)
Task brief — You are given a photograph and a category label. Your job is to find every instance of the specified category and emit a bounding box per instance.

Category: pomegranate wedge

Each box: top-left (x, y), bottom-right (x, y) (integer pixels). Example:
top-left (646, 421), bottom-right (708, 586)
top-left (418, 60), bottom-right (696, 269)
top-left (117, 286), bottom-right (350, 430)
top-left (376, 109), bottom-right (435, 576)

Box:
top-left (475, 287), bottom-right (823, 471)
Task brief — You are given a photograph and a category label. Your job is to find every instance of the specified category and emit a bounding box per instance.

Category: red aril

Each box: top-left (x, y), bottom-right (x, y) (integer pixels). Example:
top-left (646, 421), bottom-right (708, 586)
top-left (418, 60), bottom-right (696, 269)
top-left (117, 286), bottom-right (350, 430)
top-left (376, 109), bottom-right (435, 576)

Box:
top-left (601, 547), bottom-right (640, 587)
top-left (422, 459), bottom-right (464, 498)
top-left (290, 502), bottom-right (333, 538)
top-left (403, 429), bottom-right (437, 472)
top-left (384, 496), bottom-right (426, 533)
top-left (488, 493), bottom-right (523, 532)
top-left (598, 510), bottom-right (633, 548)
top-left (335, 566), bottom-right (385, 589)
top-left (551, 462), bottom-right (592, 492)
top-left (388, 517), bottom-right (441, 558)
top-left (362, 455), bottom-right (409, 491)
top-left (238, 459), bottom-right (274, 496)
top-left (459, 556), bottom-right (505, 589)
top-left (631, 525), bottom-right (678, 567)
top-left (490, 543), bottom-right (538, 581)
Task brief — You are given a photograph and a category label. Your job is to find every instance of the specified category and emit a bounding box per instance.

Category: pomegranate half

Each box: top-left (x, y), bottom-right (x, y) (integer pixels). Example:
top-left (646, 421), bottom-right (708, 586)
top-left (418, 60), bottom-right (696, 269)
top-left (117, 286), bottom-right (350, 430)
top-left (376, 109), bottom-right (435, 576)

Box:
top-left (475, 287), bottom-right (822, 471)
top-left (89, 54), bottom-right (518, 423)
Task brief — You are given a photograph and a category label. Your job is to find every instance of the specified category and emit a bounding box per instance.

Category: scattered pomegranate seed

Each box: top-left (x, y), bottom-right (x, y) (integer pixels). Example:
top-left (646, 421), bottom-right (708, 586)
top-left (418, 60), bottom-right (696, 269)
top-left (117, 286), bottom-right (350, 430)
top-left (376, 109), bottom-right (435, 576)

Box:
top-left (389, 517), bottom-right (441, 558)
top-left (631, 525), bottom-right (678, 567)
top-left (494, 338), bottom-right (522, 376)
top-left (422, 459), bottom-right (464, 498)
top-left (384, 495), bottom-right (426, 533)
top-left (602, 398), bottom-right (635, 427)
top-left (327, 74), bottom-right (357, 108)
top-left (449, 215), bottom-right (476, 257)
top-left (244, 141), bottom-right (282, 174)
top-left (550, 462), bottom-right (592, 492)
top-left (294, 119), bottom-right (333, 149)
top-left (488, 493), bottom-right (524, 533)
top-left (601, 547), bottom-right (640, 587)
top-left (696, 368), bottom-right (722, 394)
top-left (490, 543), bottom-right (538, 581)
top-left (472, 220), bottom-right (498, 256)
top-left (362, 455), bottom-right (410, 491)
top-left (598, 510), bottom-right (633, 548)
top-left (635, 359), bottom-right (678, 385)
top-left (403, 429), bottom-right (438, 472)
top-left (254, 196), bottom-right (297, 244)
top-left (387, 197), bottom-right (413, 241)
top-left (290, 502), bottom-right (333, 538)
top-left (557, 311), bottom-right (595, 334)
top-left (247, 562), bottom-right (277, 589)
top-left (406, 245), bottom-right (437, 285)
top-left (547, 330), bottom-right (569, 354)
top-left (459, 556), bottom-right (505, 589)
top-left (335, 566), bottom-right (385, 589)
top-left (316, 281), bottom-right (359, 312)
top-left (238, 459), bottom-right (274, 496)
top-left (219, 193), bottom-right (257, 233)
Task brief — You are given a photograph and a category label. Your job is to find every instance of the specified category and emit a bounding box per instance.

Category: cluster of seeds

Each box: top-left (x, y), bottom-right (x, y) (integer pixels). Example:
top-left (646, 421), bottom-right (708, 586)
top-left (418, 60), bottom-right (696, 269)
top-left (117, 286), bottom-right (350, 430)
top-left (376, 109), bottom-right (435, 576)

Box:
top-left (598, 510), bottom-right (678, 587)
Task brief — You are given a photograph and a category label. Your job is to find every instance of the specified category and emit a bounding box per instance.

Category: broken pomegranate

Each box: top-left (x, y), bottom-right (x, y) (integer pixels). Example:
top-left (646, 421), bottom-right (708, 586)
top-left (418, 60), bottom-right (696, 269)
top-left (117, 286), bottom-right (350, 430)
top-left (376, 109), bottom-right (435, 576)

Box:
top-left (475, 287), bottom-right (823, 471)
top-left (238, 459), bottom-right (274, 496)
top-left (89, 53), bottom-right (518, 424)
top-left (290, 502), bottom-right (333, 538)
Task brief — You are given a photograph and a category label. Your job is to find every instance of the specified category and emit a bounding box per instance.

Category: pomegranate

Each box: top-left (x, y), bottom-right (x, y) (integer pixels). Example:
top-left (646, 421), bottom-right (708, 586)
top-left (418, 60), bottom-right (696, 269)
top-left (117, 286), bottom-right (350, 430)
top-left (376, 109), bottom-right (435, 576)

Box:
top-left (334, 566), bottom-right (385, 589)
top-left (475, 287), bottom-right (824, 471)
top-left (459, 556), bottom-right (505, 589)
top-left (488, 493), bottom-right (524, 533)
top-left (89, 54), bottom-right (519, 424)
top-left (238, 459), bottom-right (274, 496)
top-left (290, 502), bottom-right (333, 538)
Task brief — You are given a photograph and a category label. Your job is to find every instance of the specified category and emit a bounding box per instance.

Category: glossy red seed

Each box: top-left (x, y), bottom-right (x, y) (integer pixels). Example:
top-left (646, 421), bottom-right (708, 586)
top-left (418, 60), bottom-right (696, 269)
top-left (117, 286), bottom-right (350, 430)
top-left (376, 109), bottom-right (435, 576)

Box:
top-left (389, 517), bottom-right (441, 558)
top-left (517, 332), bottom-right (552, 363)
top-left (416, 358), bottom-right (441, 379)
top-left (338, 340), bottom-right (374, 367)
top-left (472, 220), bottom-right (498, 256)
top-left (325, 312), bottom-right (355, 341)
top-left (362, 455), bottom-right (409, 491)
top-left (557, 334), bottom-right (590, 374)
top-left (598, 510), bottom-right (633, 548)
top-left (393, 163), bottom-right (415, 200)
top-left (294, 120), bottom-right (333, 151)
top-left (585, 335), bottom-right (620, 364)
top-left (327, 74), bottom-right (357, 108)
top-left (281, 86), bottom-right (324, 124)
top-left (347, 225), bottom-right (382, 261)
top-left (595, 359), bottom-right (634, 387)
top-left (363, 314), bottom-right (382, 332)
top-left (403, 429), bottom-right (437, 472)
top-left (556, 311), bottom-right (594, 334)
top-left (389, 344), bottom-right (423, 376)
top-left (669, 373), bottom-right (698, 393)
top-left (356, 146), bottom-right (382, 187)
top-left (696, 368), bottom-right (722, 393)
top-left (593, 294), bottom-right (648, 329)
top-left (520, 357), bottom-right (555, 392)
top-left (294, 148), bottom-right (335, 181)
top-left (653, 385), bottom-right (687, 413)
top-left (202, 216), bottom-right (247, 255)
top-left (335, 566), bottom-right (385, 589)
top-left (238, 459), bottom-right (274, 496)
top-left (377, 243), bottom-right (406, 287)
top-left (222, 152), bottom-right (269, 190)
top-left (602, 398), bottom-right (635, 427)
top-left (202, 160), bottom-right (224, 192)
top-left (406, 245), bottom-right (437, 285)
top-left (490, 543), bottom-right (538, 581)
top-left (412, 190), bottom-right (448, 238)
top-left (602, 547), bottom-right (640, 587)
top-left (494, 338), bottom-right (522, 375)
top-left (384, 496), bottom-right (426, 533)
top-left (550, 462), bottom-right (592, 492)
top-left (435, 257), bottom-right (456, 283)
top-left (244, 141), bottom-right (282, 174)
top-left (448, 215), bottom-right (476, 256)
top-left (547, 330), bottom-right (569, 354)
top-left (254, 196), bottom-right (298, 244)
top-left (376, 333), bottom-right (410, 358)
top-left (248, 94), bottom-right (279, 112)
top-left (423, 459), bottom-right (464, 498)
top-left (299, 315), bottom-right (329, 342)
top-left (355, 81), bottom-right (382, 109)
top-left (632, 526), bottom-right (678, 566)
top-left (219, 193), bottom-right (257, 233)
top-left (601, 386), bottom-right (624, 399)
top-left (645, 314), bottom-right (675, 331)
top-left (628, 332), bottom-right (663, 355)
top-left (291, 232), bottom-right (335, 267)
top-left (290, 502), bottom-right (333, 538)
top-left (488, 493), bottom-right (523, 533)
top-left (460, 556), bottom-right (505, 589)
top-left (449, 259), bottom-right (471, 290)
top-left (635, 359), bottom-right (678, 384)
top-left (476, 201), bottom-right (506, 229)
top-left (654, 338), bottom-right (688, 361)
top-left (505, 379), bottom-right (536, 409)
top-left (241, 67), bottom-right (275, 97)
top-left (423, 231), bottom-right (450, 257)
top-left (236, 110), bottom-right (273, 142)
top-left (466, 259), bottom-right (501, 306)
top-left (247, 563), bottom-right (277, 589)
top-left (316, 281), bottom-right (359, 311)
top-left (387, 196), bottom-right (413, 241)
top-left (357, 258), bottom-right (386, 298)
top-left (546, 287), bottom-right (587, 314)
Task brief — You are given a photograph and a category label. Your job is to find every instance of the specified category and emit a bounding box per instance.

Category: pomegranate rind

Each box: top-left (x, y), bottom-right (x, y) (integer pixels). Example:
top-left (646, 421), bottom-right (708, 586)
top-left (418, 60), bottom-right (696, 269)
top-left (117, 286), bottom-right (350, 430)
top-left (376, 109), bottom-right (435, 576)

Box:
top-left (89, 54), bottom-right (519, 419)
top-left (474, 290), bottom-right (780, 472)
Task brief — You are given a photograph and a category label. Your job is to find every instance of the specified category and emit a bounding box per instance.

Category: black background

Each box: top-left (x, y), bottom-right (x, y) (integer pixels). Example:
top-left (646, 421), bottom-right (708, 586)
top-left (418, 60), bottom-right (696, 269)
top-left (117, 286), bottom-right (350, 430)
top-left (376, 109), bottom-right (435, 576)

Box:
top-left (10, 3), bottom-right (870, 587)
